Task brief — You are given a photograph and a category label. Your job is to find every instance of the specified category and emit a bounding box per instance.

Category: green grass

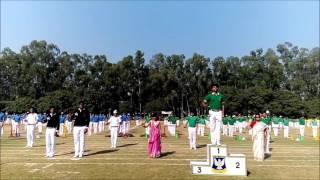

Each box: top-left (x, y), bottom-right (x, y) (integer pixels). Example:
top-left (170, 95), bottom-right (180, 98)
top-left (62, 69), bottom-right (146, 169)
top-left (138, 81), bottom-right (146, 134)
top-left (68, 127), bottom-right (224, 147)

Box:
top-left (1, 123), bottom-right (319, 180)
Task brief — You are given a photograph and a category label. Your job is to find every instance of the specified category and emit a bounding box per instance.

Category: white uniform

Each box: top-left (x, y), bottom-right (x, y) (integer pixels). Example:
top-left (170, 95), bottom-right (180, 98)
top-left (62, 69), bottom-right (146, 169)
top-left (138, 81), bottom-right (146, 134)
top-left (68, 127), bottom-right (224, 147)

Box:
top-left (26, 113), bottom-right (38, 147)
top-left (252, 122), bottom-right (266, 161)
top-left (108, 115), bottom-right (121, 148)
top-left (209, 110), bottom-right (222, 145)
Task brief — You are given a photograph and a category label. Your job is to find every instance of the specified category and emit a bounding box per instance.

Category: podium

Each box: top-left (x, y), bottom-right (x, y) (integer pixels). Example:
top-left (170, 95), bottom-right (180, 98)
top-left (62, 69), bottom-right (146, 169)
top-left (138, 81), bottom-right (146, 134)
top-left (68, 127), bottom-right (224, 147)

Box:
top-left (190, 144), bottom-right (247, 176)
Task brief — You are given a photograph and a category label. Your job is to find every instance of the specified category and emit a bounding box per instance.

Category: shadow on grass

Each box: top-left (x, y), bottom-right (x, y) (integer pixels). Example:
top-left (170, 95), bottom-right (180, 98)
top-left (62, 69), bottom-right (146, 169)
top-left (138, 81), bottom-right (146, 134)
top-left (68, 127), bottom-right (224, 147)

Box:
top-left (160, 151), bottom-right (176, 157)
top-left (55, 149), bottom-right (90, 156)
top-left (85, 149), bottom-right (119, 156)
top-left (197, 144), bottom-right (207, 149)
top-left (33, 142), bottom-right (66, 147)
top-left (264, 153), bottom-right (272, 160)
top-left (117, 143), bottom-right (138, 148)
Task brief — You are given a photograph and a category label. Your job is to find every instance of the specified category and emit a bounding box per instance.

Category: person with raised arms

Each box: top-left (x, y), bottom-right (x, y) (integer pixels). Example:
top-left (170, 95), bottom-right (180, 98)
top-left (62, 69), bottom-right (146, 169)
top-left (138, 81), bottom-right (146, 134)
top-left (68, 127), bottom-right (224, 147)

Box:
top-left (107, 110), bottom-right (121, 149)
top-left (201, 83), bottom-right (224, 146)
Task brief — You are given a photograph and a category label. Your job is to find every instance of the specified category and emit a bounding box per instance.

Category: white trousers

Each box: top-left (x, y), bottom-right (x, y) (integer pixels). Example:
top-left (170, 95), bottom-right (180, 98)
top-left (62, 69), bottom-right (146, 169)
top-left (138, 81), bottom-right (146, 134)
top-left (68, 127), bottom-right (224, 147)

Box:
top-left (312, 126), bottom-right (318, 138)
top-left (98, 121), bottom-right (104, 133)
top-left (27, 125), bottom-right (35, 147)
top-left (283, 126), bottom-right (289, 138)
top-left (59, 123), bottom-right (64, 135)
top-left (145, 126), bottom-right (150, 135)
top-left (66, 121), bottom-right (73, 134)
top-left (73, 126), bottom-right (86, 156)
top-left (136, 120), bottom-right (141, 126)
top-left (265, 127), bottom-right (271, 153)
top-left (168, 124), bottom-right (176, 136)
top-left (238, 122), bottom-right (244, 134)
top-left (0, 123), bottom-right (3, 136)
top-left (273, 125), bottom-right (279, 136)
top-left (124, 121), bottom-right (130, 134)
top-left (93, 122), bottom-right (98, 134)
top-left (46, 128), bottom-right (56, 156)
top-left (222, 125), bottom-right (228, 136)
top-left (110, 127), bottom-right (118, 148)
top-left (37, 122), bottom-right (43, 134)
top-left (228, 125), bottom-right (234, 137)
top-left (188, 127), bottom-right (196, 149)
top-left (197, 124), bottom-right (205, 136)
top-left (88, 122), bottom-right (93, 135)
top-left (13, 122), bottom-right (20, 135)
top-left (209, 110), bottom-right (222, 145)
top-left (299, 125), bottom-right (305, 137)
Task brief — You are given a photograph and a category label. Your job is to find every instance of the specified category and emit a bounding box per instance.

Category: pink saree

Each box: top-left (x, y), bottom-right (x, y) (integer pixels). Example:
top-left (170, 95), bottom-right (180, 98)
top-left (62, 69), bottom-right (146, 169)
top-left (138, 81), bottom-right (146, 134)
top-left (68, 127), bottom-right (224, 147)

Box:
top-left (148, 120), bottom-right (161, 158)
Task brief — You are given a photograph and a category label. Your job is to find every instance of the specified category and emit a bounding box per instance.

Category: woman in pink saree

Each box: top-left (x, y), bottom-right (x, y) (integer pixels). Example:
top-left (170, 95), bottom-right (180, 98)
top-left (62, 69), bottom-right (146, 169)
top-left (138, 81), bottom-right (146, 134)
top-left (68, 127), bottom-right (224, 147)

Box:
top-left (145, 114), bottom-right (161, 158)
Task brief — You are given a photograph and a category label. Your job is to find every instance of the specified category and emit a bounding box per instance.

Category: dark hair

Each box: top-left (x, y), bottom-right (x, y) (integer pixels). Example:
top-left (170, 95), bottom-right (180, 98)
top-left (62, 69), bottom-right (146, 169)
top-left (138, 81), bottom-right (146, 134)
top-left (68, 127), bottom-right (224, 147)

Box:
top-left (210, 83), bottom-right (219, 89)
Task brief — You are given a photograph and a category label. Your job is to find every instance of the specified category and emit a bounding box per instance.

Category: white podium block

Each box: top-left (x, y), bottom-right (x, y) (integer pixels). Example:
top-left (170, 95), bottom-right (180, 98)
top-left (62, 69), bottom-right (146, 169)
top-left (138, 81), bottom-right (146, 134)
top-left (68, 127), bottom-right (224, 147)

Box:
top-left (190, 144), bottom-right (247, 176)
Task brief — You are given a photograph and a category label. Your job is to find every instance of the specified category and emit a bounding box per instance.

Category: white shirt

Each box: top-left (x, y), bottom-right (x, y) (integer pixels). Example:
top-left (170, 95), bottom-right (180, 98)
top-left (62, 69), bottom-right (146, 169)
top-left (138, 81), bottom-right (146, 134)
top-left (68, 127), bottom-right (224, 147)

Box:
top-left (108, 116), bottom-right (121, 127)
top-left (26, 113), bottom-right (38, 125)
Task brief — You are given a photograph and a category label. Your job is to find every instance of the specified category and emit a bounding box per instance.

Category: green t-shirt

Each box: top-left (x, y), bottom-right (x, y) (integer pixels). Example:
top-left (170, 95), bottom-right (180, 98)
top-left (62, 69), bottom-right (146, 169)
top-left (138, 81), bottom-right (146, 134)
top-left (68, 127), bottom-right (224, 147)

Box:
top-left (238, 117), bottom-right (245, 122)
top-left (204, 93), bottom-right (224, 110)
top-left (186, 116), bottom-right (198, 127)
top-left (272, 117), bottom-right (280, 124)
top-left (168, 116), bottom-right (178, 124)
top-left (222, 117), bottom-right (229, 125)
top-left (283, 118), bottom-right (289, 126)
top-left (261, 117), bottom-right (272, 125)
top-left (247, 116), bottom-right (253, 122)
top-left (145, 115), bottom-right (151, 123)
top-left (228, 118), bottom-right (236, 125)
top-left (299, 118), bottom-right (305, 125)
top-left (198, 117), bottom-right (206, 125)
top-left (311, 119), bottom-right (318, 126)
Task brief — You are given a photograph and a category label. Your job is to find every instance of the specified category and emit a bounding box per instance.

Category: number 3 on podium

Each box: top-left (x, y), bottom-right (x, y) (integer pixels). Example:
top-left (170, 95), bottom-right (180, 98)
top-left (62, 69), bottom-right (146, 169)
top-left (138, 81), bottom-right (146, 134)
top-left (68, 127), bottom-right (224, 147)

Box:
top-left (197, 167), bottom-right (201, 173)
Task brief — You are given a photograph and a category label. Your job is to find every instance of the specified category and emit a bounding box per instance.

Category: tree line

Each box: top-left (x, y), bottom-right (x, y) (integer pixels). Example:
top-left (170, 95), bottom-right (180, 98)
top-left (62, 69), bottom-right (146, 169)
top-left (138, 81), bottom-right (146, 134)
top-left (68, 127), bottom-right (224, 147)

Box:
top-left (0, 40), bottom-right (319, 117)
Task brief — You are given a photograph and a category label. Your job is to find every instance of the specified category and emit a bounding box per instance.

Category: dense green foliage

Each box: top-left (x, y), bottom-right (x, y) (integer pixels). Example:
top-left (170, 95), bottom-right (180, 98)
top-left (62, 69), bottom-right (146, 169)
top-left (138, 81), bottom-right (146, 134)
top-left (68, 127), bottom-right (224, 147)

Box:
top-left (0, 40), bottom-right (319, 117)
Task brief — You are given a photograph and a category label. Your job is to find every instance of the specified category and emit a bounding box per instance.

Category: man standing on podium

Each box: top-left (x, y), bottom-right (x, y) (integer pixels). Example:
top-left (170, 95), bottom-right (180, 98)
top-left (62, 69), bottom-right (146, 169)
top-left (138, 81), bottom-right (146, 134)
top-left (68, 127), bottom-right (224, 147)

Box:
top-left (201, 83), bottom-right (224, 146)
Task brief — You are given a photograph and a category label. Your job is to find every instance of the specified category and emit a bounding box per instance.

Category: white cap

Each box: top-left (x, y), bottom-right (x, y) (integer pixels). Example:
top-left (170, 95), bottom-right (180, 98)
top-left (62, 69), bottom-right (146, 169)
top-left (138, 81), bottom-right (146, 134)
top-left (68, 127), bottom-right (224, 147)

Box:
top-left (113, 110), bottom-right (118, 114)
top-left (266, 110), bottom-right (270, 114)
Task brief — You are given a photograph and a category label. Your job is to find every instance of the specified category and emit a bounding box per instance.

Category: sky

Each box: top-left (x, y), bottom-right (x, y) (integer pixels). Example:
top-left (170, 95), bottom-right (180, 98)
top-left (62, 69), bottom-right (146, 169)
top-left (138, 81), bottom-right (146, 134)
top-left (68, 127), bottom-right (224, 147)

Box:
top-left (1, 0), bottom-right (319, 63)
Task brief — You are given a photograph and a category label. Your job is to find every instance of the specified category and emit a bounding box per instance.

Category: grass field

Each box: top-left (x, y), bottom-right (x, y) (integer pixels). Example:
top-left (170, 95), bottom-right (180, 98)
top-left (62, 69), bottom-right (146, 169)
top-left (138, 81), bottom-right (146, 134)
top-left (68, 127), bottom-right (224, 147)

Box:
top-left (0, 123), bottom-right (319, 180)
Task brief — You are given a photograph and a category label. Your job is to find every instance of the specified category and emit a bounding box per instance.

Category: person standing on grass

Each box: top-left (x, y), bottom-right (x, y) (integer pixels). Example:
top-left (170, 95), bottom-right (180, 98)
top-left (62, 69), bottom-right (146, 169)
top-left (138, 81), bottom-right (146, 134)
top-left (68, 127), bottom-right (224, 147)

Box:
top-left (261, 112), bottom-right (271, 154)
top-left (145, 113), bottom-right (161, 158)
top-left (59, 112), bottom-right (66, 136)
top-left (44, 107), bottom-right (60, 158)
top-left (299, 115), bottom-right (305, 138)
top-left (65, 112), bottom-right (73, 134)
top-left (228, 115), bottom-right (236, 137)
top-left (197, 115), bottom-right (206, 137)
top-left (283, 116), bottom-right (290, 138)
top-left (0, 111), bottom-right (5, 137)
top-left (107, 110), bottom-right (121, 148)
top-left (272, 115), bottom-right (280, 137)
top-left (311, 117), bottom-right (318, 138)
top-left (222, 115), bottom-right (228, 136)
top-left (25, 107), bottom-right (38, 148)
top-left (251, 114), bottom-right (266, 161)
top-left (184, 111), bottom-right (198, 150)
top-left (72, 101), bottom-right (90, 158)
top-left (201, 83), bottom-right (224, 146)
top-left (13, 113), bottom-right (21, 137)
top-left (144, 113), bottom-right (151, 138)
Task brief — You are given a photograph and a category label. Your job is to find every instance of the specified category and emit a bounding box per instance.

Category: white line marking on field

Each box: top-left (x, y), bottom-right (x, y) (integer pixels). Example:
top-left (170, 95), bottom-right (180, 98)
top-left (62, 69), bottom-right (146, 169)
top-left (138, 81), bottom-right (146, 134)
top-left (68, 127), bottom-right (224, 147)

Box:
top-left (29, 169), bottom-right (40, 173)
top-left (9, 162), bottom-right (320, 168)
top-left (4, 157), bottom-right (319, 162)
top-left (42, 163), bottom-right (53, 169)
top-left (24, 163), bottom-right (36, 167)
top-left (57, 171), bottom-right (80, 174)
